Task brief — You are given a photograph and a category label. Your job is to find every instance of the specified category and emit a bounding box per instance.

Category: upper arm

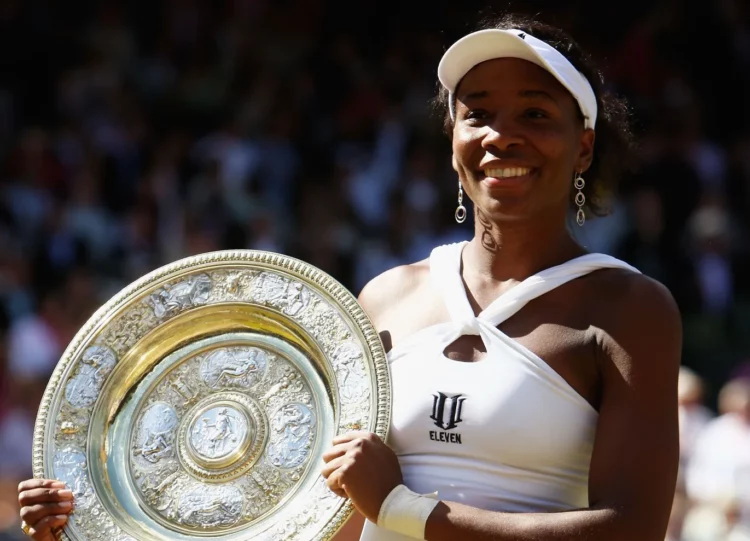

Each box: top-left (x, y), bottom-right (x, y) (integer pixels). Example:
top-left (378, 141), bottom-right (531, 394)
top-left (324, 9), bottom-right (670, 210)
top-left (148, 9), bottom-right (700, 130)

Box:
top-left (356, 262), bottom-right (427, 328)
top-left (587, 275), bottom-right (682, 539)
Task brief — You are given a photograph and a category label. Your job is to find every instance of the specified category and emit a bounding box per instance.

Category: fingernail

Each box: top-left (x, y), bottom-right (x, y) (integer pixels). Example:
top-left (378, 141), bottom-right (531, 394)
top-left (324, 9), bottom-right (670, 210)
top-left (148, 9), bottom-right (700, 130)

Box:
top-left (55, 514), bottom-right (69, 520)
top-left (58, 489), bottom-right (73, 498)
top-left (59, 501), bottom-right (73, 509)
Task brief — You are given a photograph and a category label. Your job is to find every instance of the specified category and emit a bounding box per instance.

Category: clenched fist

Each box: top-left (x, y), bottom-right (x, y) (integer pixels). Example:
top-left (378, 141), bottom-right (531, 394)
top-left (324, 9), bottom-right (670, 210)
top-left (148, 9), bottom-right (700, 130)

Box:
top-left (321, 431), bottom-right (402, 522)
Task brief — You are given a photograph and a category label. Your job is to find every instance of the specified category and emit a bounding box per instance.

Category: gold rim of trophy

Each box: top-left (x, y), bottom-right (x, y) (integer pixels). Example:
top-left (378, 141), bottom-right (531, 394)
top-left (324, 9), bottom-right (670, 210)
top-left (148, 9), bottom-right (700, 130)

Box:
top-left (32, 250), bottom-right (390, 541)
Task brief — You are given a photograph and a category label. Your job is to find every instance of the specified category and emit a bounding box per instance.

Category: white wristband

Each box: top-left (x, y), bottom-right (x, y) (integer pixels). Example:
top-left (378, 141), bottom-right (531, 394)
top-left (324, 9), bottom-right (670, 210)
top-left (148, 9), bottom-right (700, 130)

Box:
top-left (377, 484), bottom-right (440, 540)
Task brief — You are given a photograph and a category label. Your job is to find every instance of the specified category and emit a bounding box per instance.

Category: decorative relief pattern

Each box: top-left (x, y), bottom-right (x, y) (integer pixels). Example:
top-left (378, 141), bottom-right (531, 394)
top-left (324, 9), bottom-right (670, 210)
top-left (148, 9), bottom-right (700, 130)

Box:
top-left (200, 347), bottom-right (268, 389)
top-left (129, 345), bottom-right (318, 532)
top-left (267, 403), bottom-right (315, 469)
top-left (177, 485), bottom-right (244, 528)
top-left (132, 402), bottom-right (179, 467)
top-left (98, 302), bottom-right (156, 358)
top-left (64, 346), bottom-right (117, 409)
top-left (53, 447), bottom-right (95, 510)
top-left (253, 272), bottom-right (311, 316)
top-left (189, 406), bottom-right (248, 460)
top-left (38, 255), bottom-right (387, 541)
top-left (148, 274), bottom-right (212, 320)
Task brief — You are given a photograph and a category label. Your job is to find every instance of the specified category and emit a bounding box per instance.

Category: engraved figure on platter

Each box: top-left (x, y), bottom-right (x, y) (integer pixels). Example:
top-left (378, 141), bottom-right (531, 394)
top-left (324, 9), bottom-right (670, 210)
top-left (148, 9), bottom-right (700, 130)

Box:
top-left (133, 403), bottom-right (178, 465)
top-left (190, 407), bottom-right (245, 458)
top-left (53, 451), bottom-right (87, 496)
top-left (334, 341), bottom-right (368, 403)
top-left (64, 346), bottom-right (118, 409)
top-left (255, 273), bottom-right (309, 316)
top-left (267, 403), bottom-right (315, 468)
top-left (53, 448), bottom-right (94, 508)
top-left (148, 273), bottom-right (211, 319)
top-left (283, 280), bottom-right (310, 316)
top-left (167, 372), bottom-right (199, 405)
top-left (177, 486), bottom-right (243, 528)
top-left (200, 347), bottom-right (268, 388)
top-left (82, 345), bottom-right (117, 373)
top-left (140, 470), bottom-right (181, 511)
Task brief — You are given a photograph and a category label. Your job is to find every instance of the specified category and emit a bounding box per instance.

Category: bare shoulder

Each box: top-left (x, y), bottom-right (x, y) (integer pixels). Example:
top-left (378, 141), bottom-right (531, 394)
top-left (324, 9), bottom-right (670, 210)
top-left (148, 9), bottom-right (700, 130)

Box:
top-left (585, 269), bottom-right (682, 374)
top-left (588, 269), bottom-right (681, 331)
top-left (357, 259), bottom-right (430, 327)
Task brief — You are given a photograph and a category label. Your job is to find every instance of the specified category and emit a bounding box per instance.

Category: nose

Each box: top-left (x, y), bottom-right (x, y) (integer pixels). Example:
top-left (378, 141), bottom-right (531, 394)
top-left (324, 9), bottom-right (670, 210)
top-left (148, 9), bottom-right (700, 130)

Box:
top-left (481, 118), bottom-right (524, 153)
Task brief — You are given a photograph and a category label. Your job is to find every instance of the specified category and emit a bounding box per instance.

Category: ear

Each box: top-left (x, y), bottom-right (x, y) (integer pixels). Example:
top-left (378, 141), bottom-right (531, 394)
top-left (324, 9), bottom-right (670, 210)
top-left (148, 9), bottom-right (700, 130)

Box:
top-left (576, 128), bottom-right (596, 173)
top-left (451, 154), bottom-right (459, 173)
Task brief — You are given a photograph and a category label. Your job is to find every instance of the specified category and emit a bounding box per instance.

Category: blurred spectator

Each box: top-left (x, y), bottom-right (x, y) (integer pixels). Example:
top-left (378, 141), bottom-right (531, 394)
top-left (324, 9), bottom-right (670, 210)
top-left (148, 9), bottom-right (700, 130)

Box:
top-left (6, 286), bottom-right (67, 383)
top-left (684, 379), bottom-right (750, 540)
top-left (677, 367), bottom-right (713, 471)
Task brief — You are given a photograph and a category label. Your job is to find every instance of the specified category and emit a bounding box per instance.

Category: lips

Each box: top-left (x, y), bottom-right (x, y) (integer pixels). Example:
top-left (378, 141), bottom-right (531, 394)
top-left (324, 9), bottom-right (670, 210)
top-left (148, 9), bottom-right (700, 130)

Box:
top-left (483, 167), bottom-right (531, 178)
top-left (478, 166), bottom-right (537, 187)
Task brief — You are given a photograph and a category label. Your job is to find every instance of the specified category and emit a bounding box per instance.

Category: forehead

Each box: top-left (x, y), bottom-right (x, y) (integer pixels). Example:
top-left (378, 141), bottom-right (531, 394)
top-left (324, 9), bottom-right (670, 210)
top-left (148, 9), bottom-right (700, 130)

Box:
top-left (455, 57), bottom-right (574, 103)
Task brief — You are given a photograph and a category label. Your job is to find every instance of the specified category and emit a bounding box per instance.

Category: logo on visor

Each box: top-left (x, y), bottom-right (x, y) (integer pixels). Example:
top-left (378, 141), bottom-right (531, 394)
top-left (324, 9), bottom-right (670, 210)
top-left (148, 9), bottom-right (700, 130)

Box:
top-left (518, 32), bottom-right (526, 40)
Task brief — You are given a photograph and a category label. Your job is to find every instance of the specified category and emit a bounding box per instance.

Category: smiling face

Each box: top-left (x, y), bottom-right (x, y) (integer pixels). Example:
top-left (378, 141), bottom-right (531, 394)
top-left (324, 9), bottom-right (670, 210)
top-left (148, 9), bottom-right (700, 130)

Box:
top-left (452, 58), bottom-right (595, 224)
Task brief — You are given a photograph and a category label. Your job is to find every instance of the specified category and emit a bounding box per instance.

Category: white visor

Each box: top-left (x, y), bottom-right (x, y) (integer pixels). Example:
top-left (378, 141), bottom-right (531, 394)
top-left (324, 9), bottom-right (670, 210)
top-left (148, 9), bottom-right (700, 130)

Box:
top-left (438, 28), bottom-right (597, 129)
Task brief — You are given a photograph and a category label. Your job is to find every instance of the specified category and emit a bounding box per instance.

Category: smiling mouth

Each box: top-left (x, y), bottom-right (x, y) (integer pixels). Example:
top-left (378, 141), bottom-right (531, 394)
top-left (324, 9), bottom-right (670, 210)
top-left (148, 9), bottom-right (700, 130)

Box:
top-left (478, 167), bottom-right (536, 185)
top-left (483, 167), bottom-right (532, 178)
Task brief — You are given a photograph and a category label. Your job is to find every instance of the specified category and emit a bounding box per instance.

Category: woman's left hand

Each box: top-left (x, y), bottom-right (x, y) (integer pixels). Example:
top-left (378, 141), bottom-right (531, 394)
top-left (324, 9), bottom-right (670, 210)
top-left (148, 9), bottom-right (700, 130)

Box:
top-left (321, 431), bottom-right (403, 522)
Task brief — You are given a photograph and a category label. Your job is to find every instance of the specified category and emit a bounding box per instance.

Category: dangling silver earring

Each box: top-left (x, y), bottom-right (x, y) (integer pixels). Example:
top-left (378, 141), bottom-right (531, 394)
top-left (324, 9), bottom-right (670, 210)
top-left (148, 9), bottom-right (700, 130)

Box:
top-left (574, 172), bottom-right (586, 226)
top-left (455, 180), bottom-right (467, 223)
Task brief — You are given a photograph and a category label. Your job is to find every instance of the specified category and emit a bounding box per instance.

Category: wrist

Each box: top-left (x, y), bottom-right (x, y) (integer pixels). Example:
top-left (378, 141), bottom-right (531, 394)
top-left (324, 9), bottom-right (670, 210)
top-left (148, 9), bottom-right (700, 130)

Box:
top-left (377, 484), bottom-right (440, 540)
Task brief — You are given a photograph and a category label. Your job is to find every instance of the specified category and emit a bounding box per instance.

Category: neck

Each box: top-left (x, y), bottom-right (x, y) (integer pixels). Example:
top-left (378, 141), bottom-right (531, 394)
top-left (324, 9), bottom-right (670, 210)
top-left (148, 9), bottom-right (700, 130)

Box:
top-left (464, 208), bottom-right (585, 283)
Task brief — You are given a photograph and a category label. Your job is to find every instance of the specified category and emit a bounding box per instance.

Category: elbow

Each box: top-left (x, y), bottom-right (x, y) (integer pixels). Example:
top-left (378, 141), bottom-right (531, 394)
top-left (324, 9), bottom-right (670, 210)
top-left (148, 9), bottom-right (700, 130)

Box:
top-left (593, 505), bottom-right (671, 541)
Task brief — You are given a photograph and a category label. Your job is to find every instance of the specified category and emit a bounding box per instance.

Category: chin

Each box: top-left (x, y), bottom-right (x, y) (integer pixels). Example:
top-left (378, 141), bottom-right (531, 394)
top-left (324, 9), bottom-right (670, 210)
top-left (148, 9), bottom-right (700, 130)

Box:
top-left (474, 196), bottom-right (535, 224)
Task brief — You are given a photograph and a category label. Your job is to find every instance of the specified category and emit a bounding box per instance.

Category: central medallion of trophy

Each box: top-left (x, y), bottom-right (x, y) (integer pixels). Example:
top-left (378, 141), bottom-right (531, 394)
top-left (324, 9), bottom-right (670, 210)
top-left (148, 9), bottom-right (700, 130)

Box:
top-left (188, 404), bottom-right (250, 463)
top-left (178, 392), bottom-right (268, 481)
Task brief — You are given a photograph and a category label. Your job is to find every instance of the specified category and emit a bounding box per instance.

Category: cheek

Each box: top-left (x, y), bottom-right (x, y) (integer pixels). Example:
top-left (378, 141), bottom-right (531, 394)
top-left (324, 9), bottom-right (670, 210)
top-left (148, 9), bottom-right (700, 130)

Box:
top-left (530, 125), bottom-right (579, 167)
top-left (528, 127), bottom-right (567, 156)
top-left (452, 128), bottom-right (483, 169)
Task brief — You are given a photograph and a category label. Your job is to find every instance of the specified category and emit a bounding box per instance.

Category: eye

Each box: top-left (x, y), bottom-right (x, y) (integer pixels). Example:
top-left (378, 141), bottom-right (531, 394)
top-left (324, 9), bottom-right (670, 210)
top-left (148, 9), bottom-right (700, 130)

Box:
top-left (464, 109), bottom-right (488, 122)
top-left (524, 108), bottom-right (550, 120)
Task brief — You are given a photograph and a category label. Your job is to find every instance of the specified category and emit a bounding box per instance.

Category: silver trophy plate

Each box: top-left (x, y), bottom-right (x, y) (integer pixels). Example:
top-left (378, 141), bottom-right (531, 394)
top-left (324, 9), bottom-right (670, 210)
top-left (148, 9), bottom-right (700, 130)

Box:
top-left (33, 251), bottom-right (390, 541)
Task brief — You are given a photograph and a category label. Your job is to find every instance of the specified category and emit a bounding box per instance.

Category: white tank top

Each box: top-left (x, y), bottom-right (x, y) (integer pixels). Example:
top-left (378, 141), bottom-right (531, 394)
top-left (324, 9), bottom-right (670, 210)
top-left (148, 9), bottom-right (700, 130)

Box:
top-left (359, 242), bottom-right (640, 541)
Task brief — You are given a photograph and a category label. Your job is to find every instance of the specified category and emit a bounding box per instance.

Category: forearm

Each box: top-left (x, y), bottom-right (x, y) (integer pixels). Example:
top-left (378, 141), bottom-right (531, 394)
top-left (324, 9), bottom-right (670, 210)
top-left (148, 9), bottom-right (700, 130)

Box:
top-left (425, 501), bottom-right (661, 541)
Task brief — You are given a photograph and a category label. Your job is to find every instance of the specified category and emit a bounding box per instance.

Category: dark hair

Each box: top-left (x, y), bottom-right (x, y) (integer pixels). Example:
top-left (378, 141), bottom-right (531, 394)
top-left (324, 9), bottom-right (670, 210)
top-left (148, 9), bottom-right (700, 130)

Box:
top-left (434, 14), bottom-right (635, 218)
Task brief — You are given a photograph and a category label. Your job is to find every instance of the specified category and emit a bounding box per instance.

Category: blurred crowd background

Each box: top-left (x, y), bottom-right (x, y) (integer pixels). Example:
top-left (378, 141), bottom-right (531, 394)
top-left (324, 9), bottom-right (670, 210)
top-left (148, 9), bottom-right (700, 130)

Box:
top-left (0, 0), bottom-right (749, 539)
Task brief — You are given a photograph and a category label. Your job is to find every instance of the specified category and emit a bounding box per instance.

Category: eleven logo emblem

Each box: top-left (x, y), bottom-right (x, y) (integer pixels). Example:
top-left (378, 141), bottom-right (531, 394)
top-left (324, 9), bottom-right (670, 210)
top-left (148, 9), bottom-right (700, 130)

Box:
top-left (430, 392), bottom-right (466, 430)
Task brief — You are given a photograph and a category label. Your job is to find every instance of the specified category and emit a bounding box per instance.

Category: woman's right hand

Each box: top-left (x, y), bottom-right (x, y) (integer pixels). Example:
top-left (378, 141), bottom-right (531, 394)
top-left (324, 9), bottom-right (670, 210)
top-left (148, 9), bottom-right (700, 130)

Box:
top-left (18, 479), bottom-right (74, 540)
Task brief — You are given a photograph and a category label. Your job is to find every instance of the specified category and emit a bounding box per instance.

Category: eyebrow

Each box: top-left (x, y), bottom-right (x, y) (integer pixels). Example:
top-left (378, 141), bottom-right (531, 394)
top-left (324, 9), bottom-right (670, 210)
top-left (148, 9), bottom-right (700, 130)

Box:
top-left (519, 89), bottom-right (559, 104)
top-left (459, 89), bottom-right (560, 105)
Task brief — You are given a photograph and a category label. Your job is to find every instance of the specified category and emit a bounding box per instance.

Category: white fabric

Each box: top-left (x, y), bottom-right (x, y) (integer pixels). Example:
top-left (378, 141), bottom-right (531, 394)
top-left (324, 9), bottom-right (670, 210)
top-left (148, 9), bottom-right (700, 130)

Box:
top-left (361, 241), bottom-right (640, 541)
top-left (438, 29), bottom-right (598, 129)
top-left (377, 484), bottom-right (440, 539)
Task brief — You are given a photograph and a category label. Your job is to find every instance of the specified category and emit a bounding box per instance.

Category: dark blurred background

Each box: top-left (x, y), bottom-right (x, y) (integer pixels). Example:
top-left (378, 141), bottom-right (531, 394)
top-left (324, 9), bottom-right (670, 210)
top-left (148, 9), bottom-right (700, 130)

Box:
top-left (0, 0), bottom-right (749, 539)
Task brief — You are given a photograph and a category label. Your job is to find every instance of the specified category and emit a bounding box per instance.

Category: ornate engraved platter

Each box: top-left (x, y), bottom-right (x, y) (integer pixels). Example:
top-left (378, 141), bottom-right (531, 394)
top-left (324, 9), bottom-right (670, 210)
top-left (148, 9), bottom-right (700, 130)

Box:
top-left (33, 251), bottom-right (390, 541)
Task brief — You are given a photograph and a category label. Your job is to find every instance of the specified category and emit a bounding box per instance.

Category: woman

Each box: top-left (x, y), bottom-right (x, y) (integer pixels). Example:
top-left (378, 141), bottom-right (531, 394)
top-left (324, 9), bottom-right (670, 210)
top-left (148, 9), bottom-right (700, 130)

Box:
top-left (18, 14), bottom-right (681, 541)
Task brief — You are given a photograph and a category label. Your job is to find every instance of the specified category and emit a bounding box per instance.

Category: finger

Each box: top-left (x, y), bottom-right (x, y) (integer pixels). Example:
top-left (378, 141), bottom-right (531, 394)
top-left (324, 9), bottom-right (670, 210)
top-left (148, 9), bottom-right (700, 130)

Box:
top-left (321, 456), bottom-right (347, 479)
top-left (18, 480), bottom-right (66, 494)
top-left (325, 468), bottom-right (348, 497)
top-left (327, 486), bottom-right (347, 499)
top-left (27, 514), bottom-right (68, 539)
top-left (332, 431), bottom-right (376, 445)
top-left (321, 443), bottom-right (352, 463)
top-left (19, 488), bottom-right (73, 507)
top-left (21, 501), bottom-right (74, 525)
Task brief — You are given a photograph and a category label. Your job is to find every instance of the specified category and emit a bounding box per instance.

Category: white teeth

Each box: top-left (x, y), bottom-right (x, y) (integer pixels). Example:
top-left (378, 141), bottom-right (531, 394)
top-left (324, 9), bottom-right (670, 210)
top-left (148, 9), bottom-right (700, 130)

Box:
top-left (484, 167), bottom-right (531, 178)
